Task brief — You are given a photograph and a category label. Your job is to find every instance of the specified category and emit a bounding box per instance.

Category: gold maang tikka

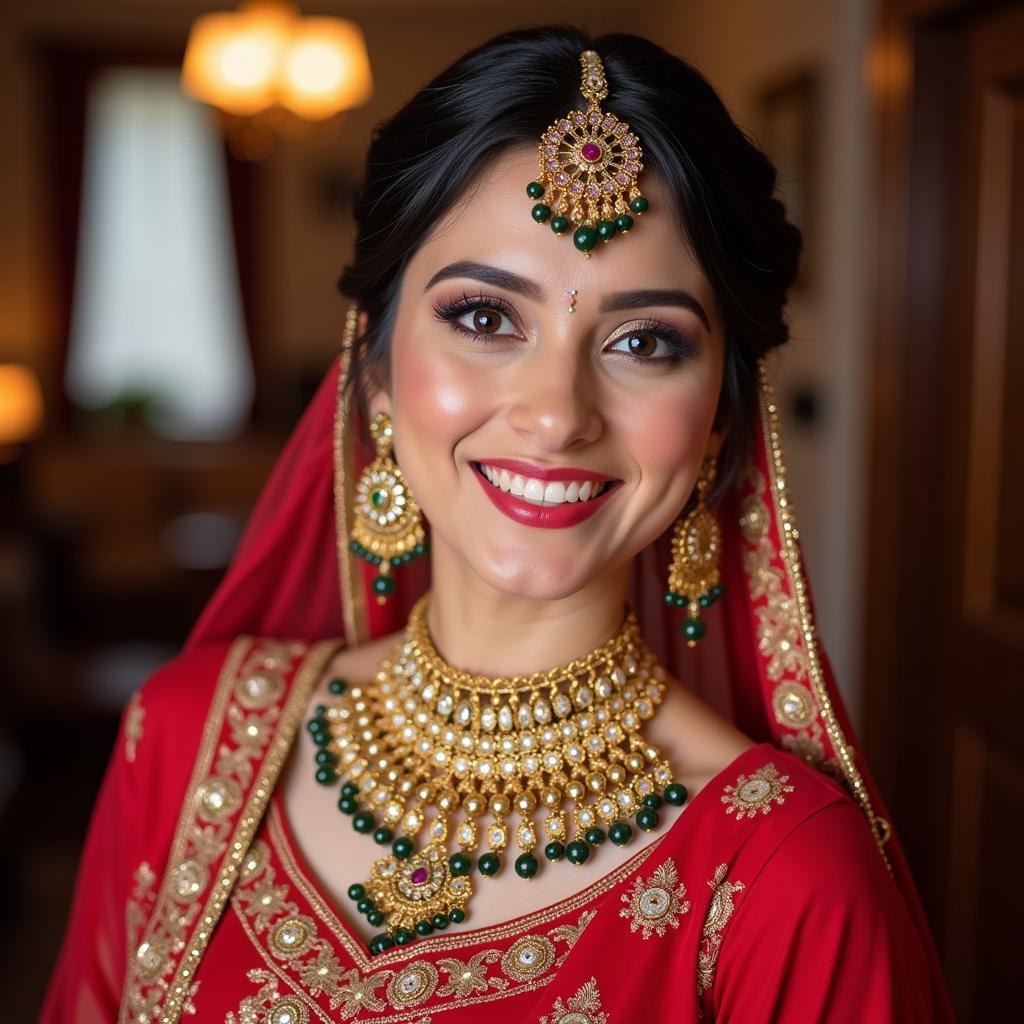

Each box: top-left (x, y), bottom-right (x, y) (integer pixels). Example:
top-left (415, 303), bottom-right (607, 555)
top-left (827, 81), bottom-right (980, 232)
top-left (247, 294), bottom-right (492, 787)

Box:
top-left (526, 50), bottom-right (649, 256)
top-left (349, 411), bottom-right (428, 603)
top-left (665, 456), bottom-right (725, 646)
top-left (308, 594), bottom-right (691, 955)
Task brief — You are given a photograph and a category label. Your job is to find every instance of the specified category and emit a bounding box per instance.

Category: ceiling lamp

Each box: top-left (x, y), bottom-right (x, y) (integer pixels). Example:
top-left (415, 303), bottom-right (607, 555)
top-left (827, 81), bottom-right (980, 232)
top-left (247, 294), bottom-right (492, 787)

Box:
top-left (182, 1), bottom-right (372, 122)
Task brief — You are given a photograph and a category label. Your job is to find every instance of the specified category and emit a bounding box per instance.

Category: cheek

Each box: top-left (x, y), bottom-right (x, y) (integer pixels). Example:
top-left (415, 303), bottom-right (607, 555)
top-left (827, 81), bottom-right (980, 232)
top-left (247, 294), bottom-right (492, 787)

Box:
top-left (614, 381), bottom-right (716, 479)
top-left (390, 331), bottom-right (486, 456)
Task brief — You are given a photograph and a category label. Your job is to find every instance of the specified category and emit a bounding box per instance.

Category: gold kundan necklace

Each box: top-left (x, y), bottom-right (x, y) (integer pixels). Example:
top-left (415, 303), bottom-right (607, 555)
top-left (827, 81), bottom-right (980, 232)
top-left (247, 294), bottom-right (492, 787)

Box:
top-left (306, 593), bottom-right (689, 955)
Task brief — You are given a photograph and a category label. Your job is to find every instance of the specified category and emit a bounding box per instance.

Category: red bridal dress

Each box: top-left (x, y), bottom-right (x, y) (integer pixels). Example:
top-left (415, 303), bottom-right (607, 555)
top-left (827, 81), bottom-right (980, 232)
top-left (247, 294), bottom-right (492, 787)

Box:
top-left (42, 338), bottom-right (954, 1023)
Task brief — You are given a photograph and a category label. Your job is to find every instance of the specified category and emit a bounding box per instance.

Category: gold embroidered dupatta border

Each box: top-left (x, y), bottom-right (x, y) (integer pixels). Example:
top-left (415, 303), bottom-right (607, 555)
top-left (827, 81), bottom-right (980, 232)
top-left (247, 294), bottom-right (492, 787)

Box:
top-left (120, 637), bottom-right (339, 1024)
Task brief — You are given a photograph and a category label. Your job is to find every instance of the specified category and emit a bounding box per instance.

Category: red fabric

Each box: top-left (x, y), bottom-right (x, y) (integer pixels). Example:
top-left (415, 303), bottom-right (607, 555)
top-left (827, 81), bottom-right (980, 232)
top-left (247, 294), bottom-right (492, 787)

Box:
top-left (43, 350), bottom-right (953, 1020)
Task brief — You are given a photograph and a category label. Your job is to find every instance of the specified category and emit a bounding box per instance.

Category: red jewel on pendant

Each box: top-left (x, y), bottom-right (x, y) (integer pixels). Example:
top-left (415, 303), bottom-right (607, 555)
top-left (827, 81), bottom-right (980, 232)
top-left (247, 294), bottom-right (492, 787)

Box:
top-left (411, 867), bottom-right (429, 885)
top-left (581, 142), bottom-right (602, 162)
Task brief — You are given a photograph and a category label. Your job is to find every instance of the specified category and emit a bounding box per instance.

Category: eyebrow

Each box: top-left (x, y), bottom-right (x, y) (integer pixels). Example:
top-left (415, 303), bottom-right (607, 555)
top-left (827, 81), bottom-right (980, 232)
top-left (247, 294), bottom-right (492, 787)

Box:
top-left (424, 262), bottom-right (711, 332)
top-left (599, 289), bottom-right (711, 332)
top-left (425, 261), bottom-right (544, 302)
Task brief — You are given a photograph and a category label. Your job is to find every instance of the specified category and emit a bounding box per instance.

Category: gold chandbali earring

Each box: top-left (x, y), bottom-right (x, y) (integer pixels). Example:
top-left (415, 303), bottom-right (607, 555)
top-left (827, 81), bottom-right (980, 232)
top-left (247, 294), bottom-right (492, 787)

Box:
top-left (349, 411), bottom-right (428, 604)
top-left (526, 49), bottom-right (649, 256)
top-left (306, 595), bottom-right (691, 955)
top-left (664, 456), bottom-right (724, 646)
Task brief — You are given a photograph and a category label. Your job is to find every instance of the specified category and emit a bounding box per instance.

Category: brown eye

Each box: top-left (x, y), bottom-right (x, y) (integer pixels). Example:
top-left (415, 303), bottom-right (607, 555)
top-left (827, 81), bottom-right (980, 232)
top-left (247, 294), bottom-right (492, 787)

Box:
top-left (472, 308), bottom-right (502, 333)
top-left (623, 331), bottom-right (658, 357)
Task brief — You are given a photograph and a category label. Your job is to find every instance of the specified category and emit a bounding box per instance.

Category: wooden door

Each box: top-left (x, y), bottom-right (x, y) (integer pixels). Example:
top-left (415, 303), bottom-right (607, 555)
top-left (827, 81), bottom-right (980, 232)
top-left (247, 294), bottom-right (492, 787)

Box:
top-left (868, 1), bottom-right (1024, 1019)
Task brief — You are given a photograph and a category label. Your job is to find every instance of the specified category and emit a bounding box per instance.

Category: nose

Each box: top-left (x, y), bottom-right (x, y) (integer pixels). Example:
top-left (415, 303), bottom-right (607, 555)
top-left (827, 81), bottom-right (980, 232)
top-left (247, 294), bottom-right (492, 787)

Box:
top-left (505, 338), bottom-right (603, 452)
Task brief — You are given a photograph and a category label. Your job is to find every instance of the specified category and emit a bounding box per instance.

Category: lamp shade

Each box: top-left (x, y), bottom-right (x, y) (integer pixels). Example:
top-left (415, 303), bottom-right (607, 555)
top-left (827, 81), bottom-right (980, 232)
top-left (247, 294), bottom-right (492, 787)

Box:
top-left (0, 364), bottom-right (44, 444)
top-left (182, 2), bottom-right (373, 121)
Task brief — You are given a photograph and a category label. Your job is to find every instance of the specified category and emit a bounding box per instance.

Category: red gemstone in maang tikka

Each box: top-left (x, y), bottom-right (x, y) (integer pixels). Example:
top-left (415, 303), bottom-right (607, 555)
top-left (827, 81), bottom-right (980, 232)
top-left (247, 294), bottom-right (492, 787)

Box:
top-left (581, 142), bottom-right (602, 162)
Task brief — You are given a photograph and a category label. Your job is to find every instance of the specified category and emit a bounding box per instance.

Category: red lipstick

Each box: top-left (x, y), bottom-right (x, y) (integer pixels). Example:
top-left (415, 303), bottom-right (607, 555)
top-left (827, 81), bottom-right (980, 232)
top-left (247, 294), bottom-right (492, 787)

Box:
top-left (471, 463), bottom-right (620, 529)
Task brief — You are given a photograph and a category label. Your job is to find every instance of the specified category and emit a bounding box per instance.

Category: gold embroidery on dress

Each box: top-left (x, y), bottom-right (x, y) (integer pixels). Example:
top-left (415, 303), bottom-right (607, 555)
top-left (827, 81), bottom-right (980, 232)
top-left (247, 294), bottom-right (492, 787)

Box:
top-left (618, 856), bottom-right (691, 939)
top-left (721, 763), bottom-right (794, 820)
top-left (697, 864), bottom-right (745, 1013)
top-left (233, 856), bottom-right (599, 1019)
top-left (538, 976), bottom-right (608, 1024)
top-left (125, 692), bottom-right (146, 763)
top-left (226, 969), bottom-right (311, 1024)
top-left (119, 638), bottom-right (336, 1024)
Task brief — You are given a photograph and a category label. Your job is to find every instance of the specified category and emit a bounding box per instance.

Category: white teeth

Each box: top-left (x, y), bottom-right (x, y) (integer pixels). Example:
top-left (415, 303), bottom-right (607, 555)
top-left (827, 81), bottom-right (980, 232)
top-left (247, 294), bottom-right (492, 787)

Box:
top-left (476, 463), bottom-right (611, 506)
top-left (523, 478), bottom-right (545, 501)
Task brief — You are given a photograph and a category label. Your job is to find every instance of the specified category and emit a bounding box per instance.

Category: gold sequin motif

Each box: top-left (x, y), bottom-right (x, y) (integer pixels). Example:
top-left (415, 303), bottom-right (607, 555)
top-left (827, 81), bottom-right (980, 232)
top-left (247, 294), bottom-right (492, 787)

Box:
top-left (697, 864), bottom-right (745, 1009)
top-left (538, 976), bottom-right (609, 1024)
top-left (721, 763), bottom-right (794, 819)
top-left (501, 934), bottom-right (556, 980)
top-left (618, 856), bottom-right (690, 939)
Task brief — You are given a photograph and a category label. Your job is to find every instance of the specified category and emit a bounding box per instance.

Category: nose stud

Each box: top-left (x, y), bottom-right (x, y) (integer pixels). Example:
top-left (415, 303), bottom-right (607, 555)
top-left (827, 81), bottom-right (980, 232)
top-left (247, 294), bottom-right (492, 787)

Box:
top-left (566, 289), bottom-right (578, 313)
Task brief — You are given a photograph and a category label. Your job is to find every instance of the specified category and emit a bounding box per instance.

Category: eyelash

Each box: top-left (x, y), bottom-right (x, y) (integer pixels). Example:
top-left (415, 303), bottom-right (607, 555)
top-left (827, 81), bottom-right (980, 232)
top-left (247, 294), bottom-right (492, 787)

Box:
top-left (431, 292), bottom-right (697, 365)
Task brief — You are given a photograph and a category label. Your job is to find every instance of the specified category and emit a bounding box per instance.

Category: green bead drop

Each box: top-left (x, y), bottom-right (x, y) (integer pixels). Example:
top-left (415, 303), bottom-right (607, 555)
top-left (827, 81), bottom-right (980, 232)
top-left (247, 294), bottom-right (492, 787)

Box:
top-left (531, 203), bottom-right (551, 223)
top-left (636, 808), bottom-right (660, 832)
top-left (614, 213), bottom-right (634, 233)
top-left (315, 767), bottom-right (336, 786)
top-left (373, 826), bottom-right (394, 845)
top-left (356, 897), bottom-right (373, 915)
top-left (337, 796), bottom-right (358, 814)
top-left (415, 919), bottom-right (434, 936)
top-left (328, 678), bottom-right (348, 695)
top-left (449, 907), bottom-right (466, 923)
top-left (550, 216), bottom-right (569, 235)
top-left (572, 225), bottom-right (598, 252)
top-left (478, 852), bottom-right (502, 876)
top-left (642, 793), bottom-right (663, 810)
top-left (353, 811), bottom-right (375, 834)
top-left (597, 219), bottom-right (617, 241)
top-left (341, 782), bottom-right (359, 798)
top-left (449, 852), bottom-right (472, 876)
top-left (566, 840), bottom-right (590, 865)
top-left (584, 827), bottom-right (605, 847)
top-left (432, 913), bottom-right (449, 929)
top-left (514, 853), bottom-right (539, 879)
top-left (314, 749), bottom-right (337, 766)
top-left (367, 909), bottom-right (385, 926)
top-left (526, 180), bottom-right (545, 199)
top-left (394, 928), bottom-right (414, 946)
top-left (392, 837), bottom-right (415, 860)
top-left (347, 883), bottom-right (365, 901)
top-left (373, 575), bottom-right (396, 596)
top-left (682, 618), bottom-right (706, 642)
top-left (544, 841), bottom-right (565, 861)
top-left (629, 195), bottom-right (650, 214)
top-left (664, 782), bottom-right (689, 806)
top-left (609, 822), bottom-right (633, 846)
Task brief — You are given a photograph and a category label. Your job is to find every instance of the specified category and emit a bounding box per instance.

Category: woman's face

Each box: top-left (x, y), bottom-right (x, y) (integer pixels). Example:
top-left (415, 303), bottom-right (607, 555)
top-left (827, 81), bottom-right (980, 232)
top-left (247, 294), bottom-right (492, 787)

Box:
top-left (369, 145), bottom-right (725, 601)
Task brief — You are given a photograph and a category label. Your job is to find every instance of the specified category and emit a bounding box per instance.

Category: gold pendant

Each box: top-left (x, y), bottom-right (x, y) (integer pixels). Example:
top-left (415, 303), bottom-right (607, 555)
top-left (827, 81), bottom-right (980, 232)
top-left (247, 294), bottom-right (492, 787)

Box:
top-left (364, 841), bottom-right (473, 933)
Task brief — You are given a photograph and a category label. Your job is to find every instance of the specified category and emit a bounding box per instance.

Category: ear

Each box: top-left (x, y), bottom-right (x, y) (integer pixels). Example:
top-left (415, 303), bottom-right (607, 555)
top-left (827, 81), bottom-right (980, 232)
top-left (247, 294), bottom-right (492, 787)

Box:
top-left (357, 310), bottom-right (392, 421)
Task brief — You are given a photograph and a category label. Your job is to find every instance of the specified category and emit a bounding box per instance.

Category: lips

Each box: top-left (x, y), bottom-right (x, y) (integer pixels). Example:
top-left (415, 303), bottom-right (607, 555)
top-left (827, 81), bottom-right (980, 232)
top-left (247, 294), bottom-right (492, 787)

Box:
top-left (471, 461), bottom-right (621, 529)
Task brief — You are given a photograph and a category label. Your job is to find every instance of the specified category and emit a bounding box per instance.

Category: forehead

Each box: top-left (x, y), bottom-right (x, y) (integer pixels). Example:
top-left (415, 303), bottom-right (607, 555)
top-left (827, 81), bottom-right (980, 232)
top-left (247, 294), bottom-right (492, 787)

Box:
top-left (403, 146), bottom-right (720, 331)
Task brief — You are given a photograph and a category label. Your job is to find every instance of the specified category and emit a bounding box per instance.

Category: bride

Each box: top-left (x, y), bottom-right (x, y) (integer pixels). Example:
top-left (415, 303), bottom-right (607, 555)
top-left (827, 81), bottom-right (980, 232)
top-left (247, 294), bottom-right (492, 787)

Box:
top-left (43, 26), bottom-right (951, 1023)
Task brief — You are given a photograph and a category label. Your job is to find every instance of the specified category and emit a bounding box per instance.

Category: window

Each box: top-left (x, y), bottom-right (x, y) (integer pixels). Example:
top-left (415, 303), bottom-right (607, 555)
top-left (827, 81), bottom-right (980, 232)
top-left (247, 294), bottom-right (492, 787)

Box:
top-left (66, 67), bottom-right (254, 439)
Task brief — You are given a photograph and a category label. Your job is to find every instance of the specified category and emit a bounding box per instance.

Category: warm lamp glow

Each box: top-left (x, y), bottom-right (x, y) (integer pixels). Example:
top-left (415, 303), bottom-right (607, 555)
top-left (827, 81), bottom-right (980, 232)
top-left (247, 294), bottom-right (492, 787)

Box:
top-left (280, 19), bottom-right (372, 120)
top-left (182, 2), bottom-right (372, 122)
top-left (0, 364), bottom-right (44, 445)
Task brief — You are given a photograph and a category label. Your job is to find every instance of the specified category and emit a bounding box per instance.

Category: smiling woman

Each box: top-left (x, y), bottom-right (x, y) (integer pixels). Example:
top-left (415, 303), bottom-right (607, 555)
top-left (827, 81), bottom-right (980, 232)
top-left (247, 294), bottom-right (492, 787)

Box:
top-left (43, 27), bottom-right (951, 1024)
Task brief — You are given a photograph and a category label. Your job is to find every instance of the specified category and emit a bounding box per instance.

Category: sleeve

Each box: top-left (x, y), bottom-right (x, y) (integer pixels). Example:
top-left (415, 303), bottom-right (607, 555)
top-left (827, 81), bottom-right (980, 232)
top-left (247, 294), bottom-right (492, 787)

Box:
top-left (712, 801), bottom-right (937, 1023)
top-left (39, 641), bottom-right (233, 1023)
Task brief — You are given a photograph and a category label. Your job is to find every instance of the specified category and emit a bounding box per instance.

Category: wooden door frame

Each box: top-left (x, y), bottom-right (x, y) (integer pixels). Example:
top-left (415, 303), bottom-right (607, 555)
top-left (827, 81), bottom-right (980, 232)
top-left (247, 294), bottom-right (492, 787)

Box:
top-left (865, 0), bottom-right (1015, 1003)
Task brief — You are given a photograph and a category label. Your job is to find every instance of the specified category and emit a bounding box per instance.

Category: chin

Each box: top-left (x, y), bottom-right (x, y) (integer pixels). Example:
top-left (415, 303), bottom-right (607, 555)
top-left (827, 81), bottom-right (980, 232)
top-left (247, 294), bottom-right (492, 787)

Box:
top-left (472, 549), bottom-right (593, 602)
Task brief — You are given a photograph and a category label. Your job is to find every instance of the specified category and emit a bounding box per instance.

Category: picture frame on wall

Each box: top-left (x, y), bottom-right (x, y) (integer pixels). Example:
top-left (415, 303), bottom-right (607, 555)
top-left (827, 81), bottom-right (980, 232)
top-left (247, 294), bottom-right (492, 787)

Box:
top-left (755, 67), bottom-right (821, 294)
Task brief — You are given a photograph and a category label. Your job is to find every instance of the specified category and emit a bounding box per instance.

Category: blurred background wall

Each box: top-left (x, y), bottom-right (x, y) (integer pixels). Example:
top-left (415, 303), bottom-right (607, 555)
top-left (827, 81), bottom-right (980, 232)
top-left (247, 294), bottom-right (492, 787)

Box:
top-left (1, 0), bottom-right (1019, 1018)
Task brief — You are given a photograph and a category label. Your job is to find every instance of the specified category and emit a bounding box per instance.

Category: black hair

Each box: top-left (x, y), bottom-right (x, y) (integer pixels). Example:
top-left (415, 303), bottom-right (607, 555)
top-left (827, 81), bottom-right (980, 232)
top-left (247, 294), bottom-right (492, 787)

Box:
top-left (338, 25), bottom-right (801, 507)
